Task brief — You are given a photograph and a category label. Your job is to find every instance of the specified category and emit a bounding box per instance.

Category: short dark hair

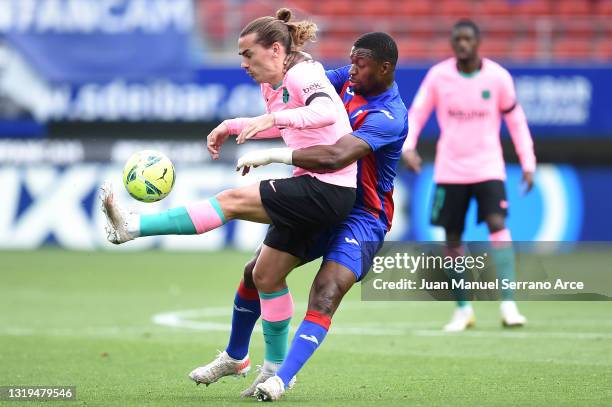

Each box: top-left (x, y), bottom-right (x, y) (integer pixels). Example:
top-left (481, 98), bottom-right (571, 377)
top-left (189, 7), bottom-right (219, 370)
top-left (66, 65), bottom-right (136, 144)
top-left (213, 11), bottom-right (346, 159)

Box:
top-left (353, 32), bottom-right (398, 66)
top-left (453, 19), bottom-right (480, 39)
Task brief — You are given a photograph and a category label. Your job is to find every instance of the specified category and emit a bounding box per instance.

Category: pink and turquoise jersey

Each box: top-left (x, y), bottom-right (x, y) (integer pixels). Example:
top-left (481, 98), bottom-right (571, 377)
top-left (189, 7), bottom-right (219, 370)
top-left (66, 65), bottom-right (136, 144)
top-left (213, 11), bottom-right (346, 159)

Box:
top-left (326, 65), bottom-right (408, 232)
top-left (261, 60), bottom-right (357, 188)
top-left (404, 58), bottom-right (536, 184)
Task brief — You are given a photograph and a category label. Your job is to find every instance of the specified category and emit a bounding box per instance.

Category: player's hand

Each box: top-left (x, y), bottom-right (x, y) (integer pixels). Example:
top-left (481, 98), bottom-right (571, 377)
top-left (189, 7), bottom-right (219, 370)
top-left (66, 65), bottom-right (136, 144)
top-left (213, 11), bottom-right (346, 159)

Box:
top-left (235, 150), bottom-right (264, 176)
top-left (206, 121), bottom-right (231, 160)
top-left (521, 171), bottom-right (534, 194)
top-left (236, 148), bottom-right (293, 176)
top-left (402, 149), bottom-right (422, 173)
top-left (237, 114), bottom-right (275, 144)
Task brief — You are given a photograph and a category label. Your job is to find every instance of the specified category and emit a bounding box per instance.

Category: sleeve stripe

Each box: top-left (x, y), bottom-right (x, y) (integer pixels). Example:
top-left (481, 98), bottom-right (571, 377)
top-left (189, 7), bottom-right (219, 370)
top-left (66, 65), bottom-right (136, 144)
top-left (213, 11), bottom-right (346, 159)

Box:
top-left (305, 92), bottom-right (332, 106)
top-left (501, 102), bottom-right (517, 114)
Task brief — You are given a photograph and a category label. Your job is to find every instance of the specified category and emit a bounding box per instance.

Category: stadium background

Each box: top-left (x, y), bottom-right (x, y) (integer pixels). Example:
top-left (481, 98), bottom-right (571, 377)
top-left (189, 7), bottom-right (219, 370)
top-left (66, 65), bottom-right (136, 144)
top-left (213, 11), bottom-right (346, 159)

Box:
top-left (1, 2), bottom-right (611, 405)
top-left (0, 0), bottom-right (611, 249)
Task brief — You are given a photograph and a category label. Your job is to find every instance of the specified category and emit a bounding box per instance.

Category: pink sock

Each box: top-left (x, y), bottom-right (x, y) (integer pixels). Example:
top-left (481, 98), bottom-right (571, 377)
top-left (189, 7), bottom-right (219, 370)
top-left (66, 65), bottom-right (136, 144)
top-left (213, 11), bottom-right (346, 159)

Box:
top-left (490, 228), bottom-right (512, 249)
top-left (185, 197), bottom-right (226, 234)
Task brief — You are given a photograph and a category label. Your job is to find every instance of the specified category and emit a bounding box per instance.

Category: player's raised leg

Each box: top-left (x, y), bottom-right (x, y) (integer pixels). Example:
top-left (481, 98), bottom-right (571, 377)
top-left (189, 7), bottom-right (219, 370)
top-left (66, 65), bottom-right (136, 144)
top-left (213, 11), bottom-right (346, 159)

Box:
top-left (100, 180), bottom-right (270, 244)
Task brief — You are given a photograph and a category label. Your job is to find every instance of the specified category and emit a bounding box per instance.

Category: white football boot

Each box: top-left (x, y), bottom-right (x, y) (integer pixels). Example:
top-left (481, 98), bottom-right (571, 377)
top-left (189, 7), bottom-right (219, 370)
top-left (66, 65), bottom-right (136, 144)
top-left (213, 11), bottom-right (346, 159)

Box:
top-left (255, 375), bottom-right (287, 402)
top-left (189, 351), bottom-right (251, 386)
top-left (443, 305), bottom-right (476, 332)
top-left (500, 301), bottom-right (527, 327)
top-left (240, 362), bottom-right (296, 398)
top-left (99, 180), bottom-right (136, 244)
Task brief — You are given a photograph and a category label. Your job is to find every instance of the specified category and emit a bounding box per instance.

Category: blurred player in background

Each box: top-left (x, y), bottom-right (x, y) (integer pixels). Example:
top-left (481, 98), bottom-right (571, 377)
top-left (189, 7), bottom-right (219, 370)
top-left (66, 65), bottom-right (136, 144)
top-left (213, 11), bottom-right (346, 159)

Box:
top-left (191, 32), bottom-right (407, 401)
top-left (101, 8), bottom-right (357, 383)
top-left (402, 20), bottom-right (536, 332)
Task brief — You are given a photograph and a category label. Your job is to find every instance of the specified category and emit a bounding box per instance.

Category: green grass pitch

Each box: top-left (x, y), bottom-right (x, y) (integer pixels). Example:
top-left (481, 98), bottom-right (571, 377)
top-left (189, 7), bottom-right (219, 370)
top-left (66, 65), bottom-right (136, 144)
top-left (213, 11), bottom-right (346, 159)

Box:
top-left (1, 249), bottom-right (611, 406)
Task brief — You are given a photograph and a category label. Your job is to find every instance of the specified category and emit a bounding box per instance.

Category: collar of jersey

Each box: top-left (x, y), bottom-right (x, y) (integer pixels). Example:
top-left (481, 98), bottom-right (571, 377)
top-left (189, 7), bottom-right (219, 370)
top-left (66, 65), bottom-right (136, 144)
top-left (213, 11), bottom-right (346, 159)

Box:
top-left (270, 60), bottom-right (313, 90)
top-left (356, 81), bottom-right (398, 102)
top-left (458, 69), bottom-right (480, 78)
top-left (456, 58), bottom-right (484, 78)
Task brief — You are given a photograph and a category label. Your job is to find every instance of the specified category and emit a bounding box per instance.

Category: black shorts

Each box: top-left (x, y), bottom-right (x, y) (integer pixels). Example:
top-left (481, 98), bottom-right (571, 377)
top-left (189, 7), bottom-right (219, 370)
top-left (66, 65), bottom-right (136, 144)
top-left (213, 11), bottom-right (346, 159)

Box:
top-left (260, 175), bottom-right (356, 259)
top-left (430, 180), bottom-right (507, 234)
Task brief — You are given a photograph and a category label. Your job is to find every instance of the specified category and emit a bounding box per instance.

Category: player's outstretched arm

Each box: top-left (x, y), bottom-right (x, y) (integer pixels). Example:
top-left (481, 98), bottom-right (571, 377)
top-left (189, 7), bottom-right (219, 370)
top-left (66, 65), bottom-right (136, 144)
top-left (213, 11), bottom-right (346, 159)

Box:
top-left (291, 134), bottom-right (371, 172)
top-left (236, 134), bottom-right (370, 175)
top-left (206, 117), bottom-right (282, 160)
top-left (236, 97), bottom-right (337, 144)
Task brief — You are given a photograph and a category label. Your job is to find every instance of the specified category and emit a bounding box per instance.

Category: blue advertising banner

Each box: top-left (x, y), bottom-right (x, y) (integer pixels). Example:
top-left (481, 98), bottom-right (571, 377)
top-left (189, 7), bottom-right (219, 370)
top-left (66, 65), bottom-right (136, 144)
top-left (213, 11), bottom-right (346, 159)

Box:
top-left (1, 0), bottom-right (194, 83)
top-left (393, 66), bottom-right (612, 138)
top-left (0, 64), bottom-right (611, 136)
top-left (0, 162), bottom-right (609, 250)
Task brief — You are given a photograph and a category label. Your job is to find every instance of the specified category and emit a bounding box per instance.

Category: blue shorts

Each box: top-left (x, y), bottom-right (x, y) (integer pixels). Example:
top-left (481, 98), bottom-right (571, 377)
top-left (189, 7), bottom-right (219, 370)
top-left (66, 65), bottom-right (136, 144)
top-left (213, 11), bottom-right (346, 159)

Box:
top-left (306, 212), bottom-right (386, 281)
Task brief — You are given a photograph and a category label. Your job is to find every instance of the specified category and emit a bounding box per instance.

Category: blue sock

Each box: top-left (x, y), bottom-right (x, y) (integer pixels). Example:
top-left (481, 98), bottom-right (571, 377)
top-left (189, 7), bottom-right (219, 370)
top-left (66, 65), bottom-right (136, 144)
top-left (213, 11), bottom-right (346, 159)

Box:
top-left (225, 280), bottom-right (260, 360)
top-left (276, 310), bottom-right (330, 387)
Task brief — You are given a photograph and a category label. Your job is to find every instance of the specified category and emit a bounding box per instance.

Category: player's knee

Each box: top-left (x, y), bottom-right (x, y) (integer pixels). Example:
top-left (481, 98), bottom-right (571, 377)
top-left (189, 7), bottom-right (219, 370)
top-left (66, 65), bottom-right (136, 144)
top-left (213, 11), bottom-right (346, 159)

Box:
top-left (486, 215), bottom-right (505, 233)
top-left (252, 267), bottom-right (280, 292)
top-left (309, 278), bottom-right (341, 316)
top-left (446, 230), bottom-right (462, 244)
top-left (215, 189), bottom-right (239, 217)
top-left (217, 187), bottom-right (259, 220)
top-left (243, 259), bottom-right (256, 289)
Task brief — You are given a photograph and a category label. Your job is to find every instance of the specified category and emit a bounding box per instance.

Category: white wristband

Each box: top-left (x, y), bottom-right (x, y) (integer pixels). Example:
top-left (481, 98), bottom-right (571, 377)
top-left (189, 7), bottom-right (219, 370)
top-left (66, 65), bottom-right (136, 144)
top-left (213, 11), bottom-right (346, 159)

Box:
top-left (267, 148), bottom-right (293, 165)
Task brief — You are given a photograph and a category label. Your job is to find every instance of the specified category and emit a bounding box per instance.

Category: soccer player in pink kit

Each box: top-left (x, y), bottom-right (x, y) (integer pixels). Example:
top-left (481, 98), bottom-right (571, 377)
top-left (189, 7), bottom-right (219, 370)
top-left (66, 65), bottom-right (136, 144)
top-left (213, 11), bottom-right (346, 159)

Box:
top-left (402, 20), bottom-right (536, 332)
top-left (101, 8), bottom-right (357, 372)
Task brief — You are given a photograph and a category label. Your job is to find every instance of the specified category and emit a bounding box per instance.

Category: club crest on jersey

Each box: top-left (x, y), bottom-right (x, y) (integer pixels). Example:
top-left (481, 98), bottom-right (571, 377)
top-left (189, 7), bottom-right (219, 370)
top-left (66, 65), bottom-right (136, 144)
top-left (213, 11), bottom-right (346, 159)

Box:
top-left (482, 89), bottom-right (491, 100)
top-left (283, 87), bottom-right (290, 103)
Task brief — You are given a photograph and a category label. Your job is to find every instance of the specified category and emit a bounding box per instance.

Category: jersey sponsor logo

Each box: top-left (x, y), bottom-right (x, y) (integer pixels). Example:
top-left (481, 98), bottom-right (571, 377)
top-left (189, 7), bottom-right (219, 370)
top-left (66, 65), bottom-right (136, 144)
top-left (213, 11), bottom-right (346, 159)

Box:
top-left (299, 334), bottom-right (319, 345)
top-left (344, 237), bottom-right (359, 246)
top-left (302, 82), bottom-right (324, 94)
top-left (234, 304), bottom-right (255, 313)
top-left (269, 180), bottom-right (277, 192)
top-left (447, 109), bottom-right (490, 121)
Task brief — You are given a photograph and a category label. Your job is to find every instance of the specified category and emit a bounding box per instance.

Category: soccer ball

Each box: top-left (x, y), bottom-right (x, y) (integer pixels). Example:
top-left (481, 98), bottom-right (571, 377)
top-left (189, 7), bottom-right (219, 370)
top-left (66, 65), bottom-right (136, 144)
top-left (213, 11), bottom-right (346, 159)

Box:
top-left (122, 150), bottom-right (175, 202)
